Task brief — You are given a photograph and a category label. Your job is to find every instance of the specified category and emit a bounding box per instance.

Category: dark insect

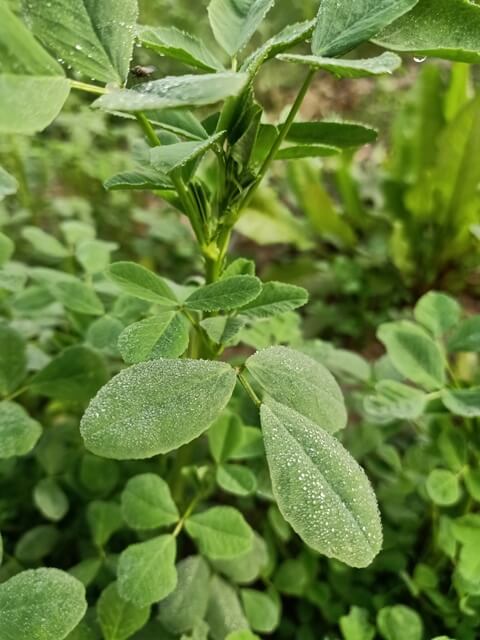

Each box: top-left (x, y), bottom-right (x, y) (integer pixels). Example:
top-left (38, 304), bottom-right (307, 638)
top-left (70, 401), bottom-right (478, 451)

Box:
top-left (131, 65), bottom-right (156, 78)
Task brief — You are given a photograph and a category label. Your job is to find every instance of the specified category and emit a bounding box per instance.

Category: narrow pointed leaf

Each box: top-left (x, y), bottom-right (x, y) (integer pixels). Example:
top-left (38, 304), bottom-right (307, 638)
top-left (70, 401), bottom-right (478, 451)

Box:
top-left (276, 145), bottom-right (340, 160)
top-left (150, 133), bottom-right (225, 175)
top-left (104, 170), bottom-right (173, 192)
top-left (185, 275), bottom-right (262, 312)
top-left (375, 0), bottom-right (480, 63)
top-left (239, 282), bottom-right (308, 319)
top-left (312, 0), bottom-right (419, 57)
top-left (208, 0), bottom-right (275, 56)
top-left (278, 52), bottom-right (402, 78)
top-left (81, 359), bottom-right (237, 459)
top-left (286, 121), bottom-right (378, 148)
top-left (94, 73), bottom-right (249, 113)
top-left (261, 400), bottom-right (382, 568)
top-left (246, 346), bottom-right (347, 434)
top-left (139, 25), bottom-right (224, 72)
top-left (107, 262), bottom-right (177, 306)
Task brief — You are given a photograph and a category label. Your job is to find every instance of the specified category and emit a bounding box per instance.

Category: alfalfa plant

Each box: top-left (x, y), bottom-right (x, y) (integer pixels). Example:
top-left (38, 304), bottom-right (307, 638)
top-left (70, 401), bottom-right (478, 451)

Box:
top-left (1, 0), bottom-right (480, 638)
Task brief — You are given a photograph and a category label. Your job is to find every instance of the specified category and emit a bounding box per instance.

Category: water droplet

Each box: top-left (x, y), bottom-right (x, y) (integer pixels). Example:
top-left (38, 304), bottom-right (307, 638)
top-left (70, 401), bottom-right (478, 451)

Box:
top-left (414, 56), bottom-right (427, 63)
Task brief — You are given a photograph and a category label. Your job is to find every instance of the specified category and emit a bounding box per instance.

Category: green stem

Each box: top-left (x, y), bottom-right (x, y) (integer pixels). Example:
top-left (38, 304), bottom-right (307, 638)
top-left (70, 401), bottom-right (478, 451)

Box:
top-left (237, 371), bottom-right (261, 408)
top-left (172, 494), bottom-right (202, 537)
top-left (135, 112), bottom-right (161, 147)
top-left (69, 80), bottom-right (108, 96)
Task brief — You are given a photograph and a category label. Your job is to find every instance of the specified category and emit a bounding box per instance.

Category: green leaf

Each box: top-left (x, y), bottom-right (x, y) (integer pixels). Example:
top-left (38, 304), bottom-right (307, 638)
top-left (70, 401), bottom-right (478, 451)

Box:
top-left (121, 473), bottom-right (179, 530)
top-left (201, 316), bottom-right (246, 346)
top-left (15, 525), bottom-right (60, 564)
top-left (217, 464), bottom-right (257, 496)
top-left (275, 144), bottom-right (340, 160)
top-left (24, 0), bottom-right (138, 84)
top-left (0, 2), bottom-right (70, 134)
top-left (241, 589), bottom-right (279, 633)
top-left (442, 388), bottom-right (480, 417)
top-left (208, 413), bottom-right (244, 463)
top-left (185, 275), bottom-right (262, 312)
top-left (363, 380), bottom-right (428, 422)
top-left (438, 425), bottom-right (467, 472)
top-left (33, 478), bottom-right (69, 522)
top-left (150, 133), bottom-right (224, 175)
top-left (340, 606), bottom-right (375, 640)
top-left (51, 280), bottom-right (104, 316)
top-left (226, 633), bottom-right (260, 640)
top-left (107, 262), bottom-right (177, 306)
top-left (31, 346), bottom-right (108, 404)
top-left (139, 26), bottom-right (224, 72)
top-left (87, 501), bottom-right (123, 547)
top-left (260, 400), bottom-right (382, 568)
top-left (76, 240), bottom-right (117, 275)
top-left (208, 0), bottom-right (275, 56)
top-left (245, 346), bottom-right (347, 434)
top-left (375, 0), bottom-right (480, 63)
top-left (377, 605), bottom-right (423, 640)
top-left (0, 401), bottom-right (41, 459)
top-left (426, 469), bottom-right (461, 506)
top-left (0, 168), bottom-right (18, 202)
top-left (212, 532), bottom-right (268, 585)
top-left (94, 73), bottom-right (248, 113)
top-left (206, 576), bottom-right (249, 640)
top-left (22, 227), bottom-right (69, 259)
top-left (239, 282), bottom-right (308, 319)
top-left (377, 321), bottom-right (446, 390)
top-left (0, 324), bottom-right (27, 396)
top-left (98, 582), bottom-right (150, 640)
top-left (465, 468), bottom-right (480, 502)
top-left (448, 316), bottom-right (480, 352)
top-left (0, 233), bottom-right (14, 267)
top-left (286, 121), bottom-right (377, 148)
top-left (118, 313), bottom-right (176, 363)
top-left (86, 316), bottom-right (124, 355)
top-left (81, 358), bottom-right (236, 459)
top-left (414, 291), bottom-right (462, 337)
top-left (159, 556), bottom-right (210, 634)
top-left (0, 568), bottom-right (87, 640)
top-left (118, 535), bottom-right (177, 607)
top-left (312, 0), bottom-right (418, 57)
top-left (185, 506), bottom-right (254, 560)
top-left (69, 558), bottom-right (102, 587)
top-left (104, 170), bottom-right (173, 192)
top-left (278, 52), bottom-right (402, 78)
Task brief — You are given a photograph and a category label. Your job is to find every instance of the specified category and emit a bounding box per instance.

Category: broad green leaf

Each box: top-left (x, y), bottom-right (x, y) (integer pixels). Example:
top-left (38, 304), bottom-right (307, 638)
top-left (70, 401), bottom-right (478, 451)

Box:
top-left (208, 413), bottom-right (244, 463)
top-left (15, 525), bottom-right (59, 564)
top-left (97, 582), bottom-right (150, 640)
top-left (312, 0), bottom-right (418, 57)
top-left (375, 0), bottom-right (480, 63)
top-left (242, 20), bottom-right (315, 74)
top-left (118, 535), bottom-right (177, 607)
top-left (260, 400), bottom-right (382, 568)
top-left (465, 468), bottom-right (480, 502)
top-left (217, 464), bottom-right (257, 496)
top-left (81, 359), bottom-right (236, 459)
top-left (212, 532), bottom-right (268, 585)
top-left (185, 506), bottom-right (254, 560)
top-left (241, 589), bottom-right (279, 633)
top-left (107, 262), bottom-right (177, 306)
top-left (150, 133), bottom-right (224, 175)
top-left (51, 280), bottom-right (104, 316)
top-left (24, 0), bottom-right (138, 84)
top-left (0, 168), bottom-right (18, 202)
top-left (278, 52), bottom-right (402, 79)
top-left (33, 478), bottom-right (69, 522)
top-left (0, 402), bottom-right (41, 459)
top-left (185, 275), bottom-right (262, 312)
top-left (0, 568), bottom-right (87, 640)
top-left (94, 73), bottom-right (248, 113)
top-left (79, 453), bottom-right (120, 495)
top-left (200, 316), bottom-right (246, 346)
top-left (414, 291), bottom-right (461, 337)
top-left (87, 501), bottom-right (123, 547)
top-left (226, 633), bottom-right (260, 640)
top-left (31, 346), bottom-right (108, 404)
top-left (340, 606), bottom-right (375, 640)
top-left (159, 556), bottom-right (210, 634)
top-left (377, 321), bottom-right (446, 390)
top-left (139, 26), bottom-right (224, 72)
top-left (0, 2), bottom-right (70, 134)
top-left (86, 316), bottom-right (124, 356)
top-left (206, 576), bottom-right (249, 640)
top-left (22, 227), bottom-right (69, 259)
top-left (273, 558), bottom-right (308, 595)
top-left (442, 388), bottom-right (480, 417)
top-left (118, 313), bottom-right (179, 363)
top-left (148, 314), bottom-right (190, 360)
top-left (286, 121), bottom-right (377, 148)
top-left (69, 558), bottom-right (102, 587)
top-left (239, 282), bottom-right (308, 318)
top-left (377, 605), bottom-right (423, 640)
top-left (208, 0), bottom-right (275, 56)
top-left (104, 170), bottom-right (173, 192)
top-left (222, 258), bottom-right (256, 278)
top-left (0, 324), bottom-right (27, 395)
top-left (426, 469), bottom-right (461, 506)
top-left (303, 341), bottom-right (371, 384)
top-left (0, 232), bottom-right (14, 267)
top-left (121, 473), bottom-right (179, 529)
top-left (76, 240), bottom-right (117, 275)
top-left (438, 425), bottom-right (467, 472)
top-left (363, 380), bottom-right (428, 422)
top-left (448, 316), bottom-right (480, 352)
top-left (245, 346), bottom-right (347, 434)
